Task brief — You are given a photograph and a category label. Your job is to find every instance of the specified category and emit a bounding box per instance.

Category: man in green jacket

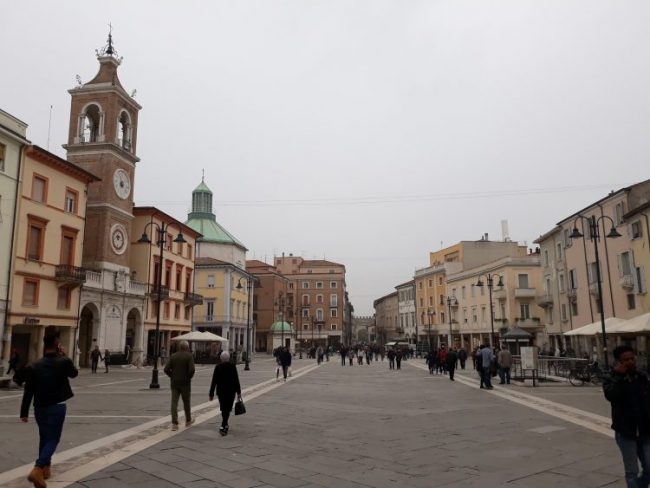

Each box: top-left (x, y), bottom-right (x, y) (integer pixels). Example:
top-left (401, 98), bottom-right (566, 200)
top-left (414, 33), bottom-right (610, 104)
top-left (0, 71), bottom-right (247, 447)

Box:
top-left (164, 340), bottom-right (195, 431)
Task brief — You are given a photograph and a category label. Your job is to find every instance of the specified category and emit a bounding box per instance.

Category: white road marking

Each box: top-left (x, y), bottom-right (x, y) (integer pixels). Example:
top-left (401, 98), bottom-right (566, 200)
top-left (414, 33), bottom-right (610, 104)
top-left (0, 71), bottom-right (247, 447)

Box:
top-left (0, 362), bottom-right (322, 488)
top-left (408, 361), bottom-right (613, 438)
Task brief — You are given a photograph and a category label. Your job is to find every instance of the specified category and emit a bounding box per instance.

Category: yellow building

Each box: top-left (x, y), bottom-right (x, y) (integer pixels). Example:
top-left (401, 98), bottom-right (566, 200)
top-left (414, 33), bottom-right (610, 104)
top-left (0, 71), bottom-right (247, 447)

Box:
top-left (131, 207), bottom-right (202, 360)
top-left (623, 202), bottom-right (650, 314)
top-left (447, 251), bottom-right (544, 349)
top-left (7, 145), bottom-right (98, 363)
top-left (184, 178), bottom-right (252, 354)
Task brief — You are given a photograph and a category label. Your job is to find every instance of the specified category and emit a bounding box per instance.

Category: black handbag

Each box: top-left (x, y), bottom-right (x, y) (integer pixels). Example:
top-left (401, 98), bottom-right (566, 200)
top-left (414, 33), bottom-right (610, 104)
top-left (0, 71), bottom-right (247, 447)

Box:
top-left (234, 398), bottom-right (246, 415)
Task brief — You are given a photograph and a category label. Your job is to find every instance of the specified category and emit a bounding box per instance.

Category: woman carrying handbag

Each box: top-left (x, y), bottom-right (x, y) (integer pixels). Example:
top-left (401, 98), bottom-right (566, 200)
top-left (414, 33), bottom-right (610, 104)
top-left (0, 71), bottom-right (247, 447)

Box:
top-left (209, 351), bottom-right (242, 436)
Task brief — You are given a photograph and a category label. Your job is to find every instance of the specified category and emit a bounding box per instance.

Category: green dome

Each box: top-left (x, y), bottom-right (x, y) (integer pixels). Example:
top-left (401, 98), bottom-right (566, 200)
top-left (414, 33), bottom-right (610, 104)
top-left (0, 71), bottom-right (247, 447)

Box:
top-left (270, 321), bottom-right (293, 333)
top-left (185, 177), bottom-right (247, 250)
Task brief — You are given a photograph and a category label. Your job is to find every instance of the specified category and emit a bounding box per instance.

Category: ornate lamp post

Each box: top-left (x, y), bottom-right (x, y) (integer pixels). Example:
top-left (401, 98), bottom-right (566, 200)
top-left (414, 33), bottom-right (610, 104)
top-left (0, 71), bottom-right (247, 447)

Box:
top-left (446, 296), bottom-right (458, 348)
top-left (138, 222), bottom-right (186, 389)
top-left (569, 214), bottom-right (621, 368)
top-left (236, 277), bottom-right (255, 371)
top-left (475, 274), bottom-right (503, 348)
top-left (427, 308), bottom-right (435, 351)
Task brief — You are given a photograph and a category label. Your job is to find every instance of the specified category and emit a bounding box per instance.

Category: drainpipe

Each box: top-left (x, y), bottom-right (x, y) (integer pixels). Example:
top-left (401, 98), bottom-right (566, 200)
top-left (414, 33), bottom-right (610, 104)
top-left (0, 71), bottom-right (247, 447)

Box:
top-left (73, 186), bottom-right (91, 368)
top-left (597, 203), bottom-right (616, 318)
top-left (2, 143), bottom-right (25, 369)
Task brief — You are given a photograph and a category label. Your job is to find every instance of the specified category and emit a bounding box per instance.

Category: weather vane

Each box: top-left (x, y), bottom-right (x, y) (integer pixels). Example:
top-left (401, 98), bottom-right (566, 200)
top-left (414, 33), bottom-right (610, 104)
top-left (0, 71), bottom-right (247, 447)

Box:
top-left (95, 22), bottom-right (122, 63)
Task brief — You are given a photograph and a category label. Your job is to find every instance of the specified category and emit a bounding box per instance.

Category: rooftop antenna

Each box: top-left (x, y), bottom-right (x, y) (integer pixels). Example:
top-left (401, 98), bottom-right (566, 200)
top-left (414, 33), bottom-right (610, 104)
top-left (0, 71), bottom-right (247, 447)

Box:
top-left (46, 105), bottom-right (53, 151)
top-left (201, 168), bottom-right (205, 181)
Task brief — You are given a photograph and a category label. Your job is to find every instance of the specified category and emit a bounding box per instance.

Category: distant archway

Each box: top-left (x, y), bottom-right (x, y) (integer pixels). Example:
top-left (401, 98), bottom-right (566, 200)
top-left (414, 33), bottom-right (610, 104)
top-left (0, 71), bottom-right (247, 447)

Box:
top-left (79, 303), bottom-right (100, 367)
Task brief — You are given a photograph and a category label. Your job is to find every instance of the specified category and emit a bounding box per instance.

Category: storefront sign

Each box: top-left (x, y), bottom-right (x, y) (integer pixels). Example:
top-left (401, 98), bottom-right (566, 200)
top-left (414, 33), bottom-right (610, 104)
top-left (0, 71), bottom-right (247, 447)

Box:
top-left (23, 317), bottom-right (40, 325)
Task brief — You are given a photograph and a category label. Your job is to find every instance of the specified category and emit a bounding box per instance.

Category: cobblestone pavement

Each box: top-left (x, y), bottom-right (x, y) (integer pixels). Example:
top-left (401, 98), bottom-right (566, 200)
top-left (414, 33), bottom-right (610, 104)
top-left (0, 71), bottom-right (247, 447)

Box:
top-left (2, 356), bottom-right (628, 487)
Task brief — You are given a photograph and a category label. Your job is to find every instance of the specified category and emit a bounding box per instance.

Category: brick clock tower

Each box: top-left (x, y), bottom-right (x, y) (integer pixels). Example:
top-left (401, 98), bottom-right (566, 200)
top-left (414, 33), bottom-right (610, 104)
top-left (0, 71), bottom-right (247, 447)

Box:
top-left (65, 32), bottom-right (146, 362)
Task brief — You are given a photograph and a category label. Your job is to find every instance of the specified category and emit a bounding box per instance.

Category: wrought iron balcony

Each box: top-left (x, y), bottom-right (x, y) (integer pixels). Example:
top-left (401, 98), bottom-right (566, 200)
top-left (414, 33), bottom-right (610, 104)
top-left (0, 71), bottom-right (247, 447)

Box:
top-left (184, 292), bottom-right (204, 306)
top-left (55, 265), bottom-right (87, 286)
top-left (148, 285), bottom-right (170, 300)
top-left (566, 288), bottom-right (578, 301)
top-left (620, 275), bottom-right (635, 289)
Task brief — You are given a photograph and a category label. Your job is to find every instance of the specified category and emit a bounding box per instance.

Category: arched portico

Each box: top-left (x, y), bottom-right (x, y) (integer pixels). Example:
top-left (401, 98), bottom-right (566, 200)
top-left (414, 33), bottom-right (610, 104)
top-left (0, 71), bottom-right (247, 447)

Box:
top-left (79, 302), bottom-right (100, 367)
top-left (126, 308), bottom-right (143, 364)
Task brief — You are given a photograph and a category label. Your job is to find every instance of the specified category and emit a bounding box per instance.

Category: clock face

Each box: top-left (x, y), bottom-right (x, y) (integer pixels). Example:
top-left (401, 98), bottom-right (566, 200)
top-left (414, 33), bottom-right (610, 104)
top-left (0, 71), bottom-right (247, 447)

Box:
top-left (110, 224), bottom-right (127, 255)
top-left (113, 169), bottom-right (131, 200)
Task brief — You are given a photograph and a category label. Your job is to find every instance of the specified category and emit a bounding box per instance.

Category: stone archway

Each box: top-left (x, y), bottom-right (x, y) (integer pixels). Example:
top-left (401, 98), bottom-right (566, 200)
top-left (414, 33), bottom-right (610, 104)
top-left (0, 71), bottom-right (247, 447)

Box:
top-left (126, 308), bottom-right (143, 365)
top-left (79, 303), bottom-right (100, 367)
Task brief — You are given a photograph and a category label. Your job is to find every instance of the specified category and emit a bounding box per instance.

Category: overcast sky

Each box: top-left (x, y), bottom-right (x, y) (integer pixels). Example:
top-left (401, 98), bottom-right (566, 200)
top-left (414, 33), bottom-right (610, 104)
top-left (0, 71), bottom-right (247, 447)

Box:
top-left (2, 1), bottom-right (649, 315)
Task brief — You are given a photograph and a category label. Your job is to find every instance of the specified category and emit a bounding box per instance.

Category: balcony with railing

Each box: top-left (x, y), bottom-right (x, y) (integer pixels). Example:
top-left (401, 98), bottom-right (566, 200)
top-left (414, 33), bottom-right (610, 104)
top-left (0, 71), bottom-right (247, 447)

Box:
top-left (128, 280), bottom-right (146, 295)
top-left (492, 289), bottom-right (507, 300)
top-left (620, 274), bottom-right (635, 289)
top-left (536, 293), bottom-right (554, 308)
top-left (184, 292), bottom-right (204, 306)
top-left (55, 265), bottom-right (87, 286)
top-left (566, 288), bottom-right (577, 301)
top-left (148, 284), bottom-right (170, 300)
top-left (514, 287), bottom-right (537, 298)
top-left (514, 317), bottom-right (542, 328)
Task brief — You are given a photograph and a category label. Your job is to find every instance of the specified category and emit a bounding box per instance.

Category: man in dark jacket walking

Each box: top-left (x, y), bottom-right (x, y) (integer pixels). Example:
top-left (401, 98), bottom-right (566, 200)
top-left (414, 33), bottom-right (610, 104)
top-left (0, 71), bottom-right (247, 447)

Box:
top-left (164, 340), bottom-right (195, 431)
top-left (279, 347), bottom-right (292, 381)
top-left (603, 345), bottom-right (650, 488)
top-left (209, 351), bottom-right (242, 436)
top-left (20, 332), bottom-right (78, 488)
top-left (446, 347), bottom-right (458, 381)
top-left (458, 348), bottom-right (467, 370)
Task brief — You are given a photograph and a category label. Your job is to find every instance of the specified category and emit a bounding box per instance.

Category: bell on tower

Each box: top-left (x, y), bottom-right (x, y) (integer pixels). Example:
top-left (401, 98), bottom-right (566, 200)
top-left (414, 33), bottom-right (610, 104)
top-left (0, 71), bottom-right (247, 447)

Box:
top-left (64, 27), bottom-right (141, 160)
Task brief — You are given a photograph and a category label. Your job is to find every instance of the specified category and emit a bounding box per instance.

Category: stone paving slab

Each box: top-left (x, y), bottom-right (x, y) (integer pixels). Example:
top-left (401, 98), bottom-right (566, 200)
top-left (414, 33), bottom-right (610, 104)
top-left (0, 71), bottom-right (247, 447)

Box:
top-left (20, 358), bottom-right (632, 487)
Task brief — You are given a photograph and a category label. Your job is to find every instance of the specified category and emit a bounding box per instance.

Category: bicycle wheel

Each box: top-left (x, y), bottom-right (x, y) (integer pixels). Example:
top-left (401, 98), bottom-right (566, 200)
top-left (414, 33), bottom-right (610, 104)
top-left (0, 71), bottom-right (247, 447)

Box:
top-left (590, 373), bottom-right (602, 386)
top-left (569, 372), bottom-right (584, 386)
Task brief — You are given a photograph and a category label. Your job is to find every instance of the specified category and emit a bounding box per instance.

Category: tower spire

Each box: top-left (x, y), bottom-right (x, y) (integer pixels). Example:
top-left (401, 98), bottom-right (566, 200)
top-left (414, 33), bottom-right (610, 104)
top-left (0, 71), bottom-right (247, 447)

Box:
top-left (96, 22), bottom-right (121, 62)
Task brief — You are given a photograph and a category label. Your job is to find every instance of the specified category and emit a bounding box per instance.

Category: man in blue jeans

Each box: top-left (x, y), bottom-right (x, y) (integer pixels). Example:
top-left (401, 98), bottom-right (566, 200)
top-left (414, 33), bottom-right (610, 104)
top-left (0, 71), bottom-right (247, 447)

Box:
top-left (477, 343), bottom-right (495, 389)
top-left (603, 345), bottom-right (650, 488)
top-left (20, 332), bottom-right (78, 488)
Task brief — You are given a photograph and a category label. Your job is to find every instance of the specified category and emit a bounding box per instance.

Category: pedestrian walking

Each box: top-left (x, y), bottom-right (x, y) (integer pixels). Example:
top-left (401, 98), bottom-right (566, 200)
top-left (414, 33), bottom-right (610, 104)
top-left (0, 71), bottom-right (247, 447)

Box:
top-left (317, 346), bottom-right (324, 365)
top-left (20, 332), bottom-right (78, 488)
top-left (447, 347), bottom-right (458, 381)
top-left (90, 345), bottom-right (101, 373)
top-left (279, 346), bottom-right (291, 381)
top-left (163, 340), bottom-right (195, 431)
top-left (426, 350), bottom-right (437, 374)
top-left (387, 349), bottom-right (395, 369)
top-left (477, 343), bottom-right (495, 389)
top-left (7, 348), bottom-right (20, 376)
top-left (209, 351), bottom-right (242, 436)
top-left (340, 347), bottom-right (347, 366)
top-left (458, 348), bottom-right (467, 370)
top-left (498, 347), bottom-right (513, 385)
top-left (438, 346), bottom-right (448, 375)
top-left (103, 349), bottom-right (111, 373)
top-left (395, 349), bottom-right (402, 370)
top-left (348, 348), bottom-right (354, 366)
top-left (602, 345), bottom-right (650, 488)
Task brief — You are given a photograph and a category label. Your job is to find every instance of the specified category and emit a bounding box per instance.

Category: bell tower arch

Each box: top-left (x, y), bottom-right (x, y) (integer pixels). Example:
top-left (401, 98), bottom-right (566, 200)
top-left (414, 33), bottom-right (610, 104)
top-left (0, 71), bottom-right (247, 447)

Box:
top-left (64, 31), bottom-right (141, 272)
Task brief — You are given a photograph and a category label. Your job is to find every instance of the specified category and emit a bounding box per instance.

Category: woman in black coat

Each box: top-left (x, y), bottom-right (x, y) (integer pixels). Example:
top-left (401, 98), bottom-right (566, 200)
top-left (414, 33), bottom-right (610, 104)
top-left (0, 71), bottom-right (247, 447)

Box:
top-left (209, 351), bottom-right (241, 436)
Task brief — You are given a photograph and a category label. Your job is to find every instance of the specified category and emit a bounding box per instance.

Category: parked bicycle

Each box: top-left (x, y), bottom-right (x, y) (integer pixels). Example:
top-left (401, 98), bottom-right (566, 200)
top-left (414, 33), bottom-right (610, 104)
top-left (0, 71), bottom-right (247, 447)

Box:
top-left (568, 363), bottom-right (607, 386)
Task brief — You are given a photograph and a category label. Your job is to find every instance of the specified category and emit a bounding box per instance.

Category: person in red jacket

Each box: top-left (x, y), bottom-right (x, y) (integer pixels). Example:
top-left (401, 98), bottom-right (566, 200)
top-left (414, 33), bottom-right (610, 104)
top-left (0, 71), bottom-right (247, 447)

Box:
top-left (438, 345), bottom-right (448, 375)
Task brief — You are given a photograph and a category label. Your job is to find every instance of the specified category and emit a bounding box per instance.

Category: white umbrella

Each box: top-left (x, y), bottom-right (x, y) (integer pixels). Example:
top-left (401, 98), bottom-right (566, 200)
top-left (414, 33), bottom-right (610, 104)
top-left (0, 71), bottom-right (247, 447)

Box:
top-left (171, 331), bottom-right (228, 342)
top-left (564, 317), bottom-right (625, 336)
top-left (171, 331), bottom-right (206, 341)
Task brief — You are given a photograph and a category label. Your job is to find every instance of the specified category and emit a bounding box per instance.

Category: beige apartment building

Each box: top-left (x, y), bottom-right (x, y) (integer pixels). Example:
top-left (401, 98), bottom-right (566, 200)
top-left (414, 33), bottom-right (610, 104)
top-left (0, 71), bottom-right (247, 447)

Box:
top-left (446, 249), bottom-right (544, 350)
top-left (0, 109), bottom-right (30, 370)
top-left (535, 179), bottom-right (650, 358)
top-left (373, 291), bottom-right (398, 344)
top-left (6, 145), bottom-right (98, 364)
top-left (414, 239), bottom-right (528, 349)
top-left (130, 207), bottom-right (202, 359)
top-left (395, 280), bottom-right (416, 344)
top-left (274, 255), bottom-right (347, 348)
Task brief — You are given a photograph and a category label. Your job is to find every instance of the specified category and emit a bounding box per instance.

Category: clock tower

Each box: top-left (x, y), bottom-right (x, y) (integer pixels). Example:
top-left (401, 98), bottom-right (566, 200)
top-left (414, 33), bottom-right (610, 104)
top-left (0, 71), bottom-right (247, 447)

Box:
top-left (65, 32), bottom-right (146, 361)
top-left (64, 31), bottom-right (140, 271)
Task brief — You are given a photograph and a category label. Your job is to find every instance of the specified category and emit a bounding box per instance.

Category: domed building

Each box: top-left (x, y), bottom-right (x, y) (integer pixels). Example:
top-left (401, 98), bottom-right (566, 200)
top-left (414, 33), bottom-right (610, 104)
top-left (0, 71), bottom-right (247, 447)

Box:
top-left (269, 321), bottom-right (295, 353)
top-left (185, 177), bottom-right (254, 355)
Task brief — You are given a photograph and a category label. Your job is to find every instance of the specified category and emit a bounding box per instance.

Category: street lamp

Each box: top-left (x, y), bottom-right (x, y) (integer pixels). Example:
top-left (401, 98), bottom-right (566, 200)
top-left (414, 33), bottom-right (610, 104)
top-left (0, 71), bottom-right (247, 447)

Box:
top-left (446, 296), bottom-right (459, 348)
top-left (138, 222), bottom-right (187, 389)
top-left (569, 214), bottom-right (621, 368)
top-left (475, 274), bottom-right (503, 348)
top-left (236, 277), bottom-right (255, 371)
top-left (427, 308), bottom-right (435, 351)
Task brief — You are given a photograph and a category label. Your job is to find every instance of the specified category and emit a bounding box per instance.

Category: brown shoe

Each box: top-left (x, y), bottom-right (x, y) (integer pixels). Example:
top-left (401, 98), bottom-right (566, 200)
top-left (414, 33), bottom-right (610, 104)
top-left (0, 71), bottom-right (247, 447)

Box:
top-left (43, 465), bottom-right (51, 479)
top-left (27, 466), bottom-right (46, 488)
